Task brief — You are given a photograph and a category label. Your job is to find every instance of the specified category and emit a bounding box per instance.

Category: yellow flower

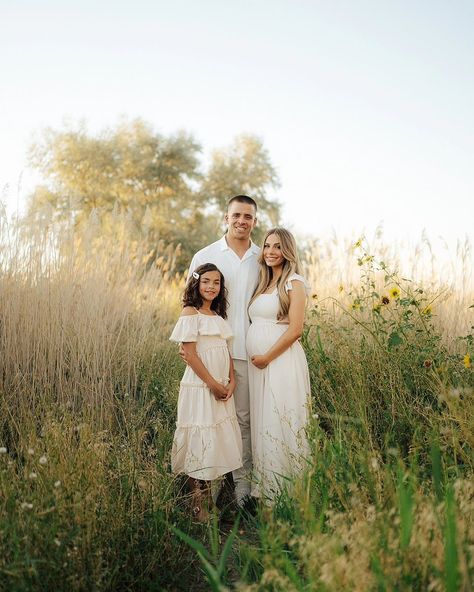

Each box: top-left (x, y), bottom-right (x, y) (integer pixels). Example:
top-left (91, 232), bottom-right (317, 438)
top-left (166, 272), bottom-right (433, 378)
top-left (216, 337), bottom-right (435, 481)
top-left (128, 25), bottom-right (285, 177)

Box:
top-left (354, 238), bottom-right (363, 248)
top-left (422, 305), bottom-right (432, 315)
top-left (338, 285), bottom-right (344, 293)
top-left (463, 353), bottom-right (471, 369)
top-left (389, 287), bottom-right (400, 299)
top-left (351, 301), bottom-right (361, 310)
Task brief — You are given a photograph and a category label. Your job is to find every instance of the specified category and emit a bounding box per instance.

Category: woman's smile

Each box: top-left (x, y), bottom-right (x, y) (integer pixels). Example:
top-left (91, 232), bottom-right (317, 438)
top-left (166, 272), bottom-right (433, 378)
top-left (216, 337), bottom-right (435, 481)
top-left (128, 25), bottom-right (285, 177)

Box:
top-left (263, 233), bottom-right (285, 268)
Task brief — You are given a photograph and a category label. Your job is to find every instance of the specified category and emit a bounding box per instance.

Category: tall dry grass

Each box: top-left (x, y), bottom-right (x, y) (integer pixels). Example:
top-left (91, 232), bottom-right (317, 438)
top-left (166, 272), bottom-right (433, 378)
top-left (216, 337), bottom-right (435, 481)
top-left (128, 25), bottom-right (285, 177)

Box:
top-left (0, 209), bottom-right (180, 426)
top-left (0, 206), bottom-right (472, 590)
top-left (0, 210), bottom-right (200, 590)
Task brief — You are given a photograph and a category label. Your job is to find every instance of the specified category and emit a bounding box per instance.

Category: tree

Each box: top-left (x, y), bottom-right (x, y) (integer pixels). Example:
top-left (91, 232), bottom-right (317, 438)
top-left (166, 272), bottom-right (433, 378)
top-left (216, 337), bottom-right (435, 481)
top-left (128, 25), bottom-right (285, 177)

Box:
top-left (202, 134), bottom-right (281, 229)
top-left (27, 119), bottom-right (280, 270)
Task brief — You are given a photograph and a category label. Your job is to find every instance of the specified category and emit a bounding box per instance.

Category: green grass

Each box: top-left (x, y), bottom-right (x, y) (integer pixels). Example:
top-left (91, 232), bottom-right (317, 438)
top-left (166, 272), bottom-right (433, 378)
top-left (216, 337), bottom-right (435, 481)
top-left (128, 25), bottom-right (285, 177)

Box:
top-left (0, 220), bottom-right (473, 590)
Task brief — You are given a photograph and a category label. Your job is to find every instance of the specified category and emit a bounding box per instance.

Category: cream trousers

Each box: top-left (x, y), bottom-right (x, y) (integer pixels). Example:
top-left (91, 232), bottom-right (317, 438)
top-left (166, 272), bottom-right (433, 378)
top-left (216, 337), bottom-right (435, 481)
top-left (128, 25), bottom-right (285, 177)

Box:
top-left (232, 359), bottom-right (252, 494)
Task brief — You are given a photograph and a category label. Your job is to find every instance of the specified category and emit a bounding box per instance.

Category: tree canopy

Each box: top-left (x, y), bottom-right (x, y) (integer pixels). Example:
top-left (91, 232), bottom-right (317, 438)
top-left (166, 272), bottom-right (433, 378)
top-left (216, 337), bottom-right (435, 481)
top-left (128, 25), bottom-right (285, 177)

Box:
top-left (28, 119), bottom-right (281, 270)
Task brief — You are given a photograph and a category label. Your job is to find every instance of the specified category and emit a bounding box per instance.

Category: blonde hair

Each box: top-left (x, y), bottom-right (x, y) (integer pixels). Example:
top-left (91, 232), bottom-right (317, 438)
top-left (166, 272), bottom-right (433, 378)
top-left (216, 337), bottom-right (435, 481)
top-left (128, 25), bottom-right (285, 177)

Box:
top-left (249, 227), bottom-right (303, 320)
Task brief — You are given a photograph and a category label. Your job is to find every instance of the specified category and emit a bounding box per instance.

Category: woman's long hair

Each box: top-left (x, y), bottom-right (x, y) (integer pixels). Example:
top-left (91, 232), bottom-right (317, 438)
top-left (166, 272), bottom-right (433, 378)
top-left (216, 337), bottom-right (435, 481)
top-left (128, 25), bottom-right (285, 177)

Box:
top-left (182, 263), bottom-right (228, 319)
top-left (249, 227), bottom-right (303, 320)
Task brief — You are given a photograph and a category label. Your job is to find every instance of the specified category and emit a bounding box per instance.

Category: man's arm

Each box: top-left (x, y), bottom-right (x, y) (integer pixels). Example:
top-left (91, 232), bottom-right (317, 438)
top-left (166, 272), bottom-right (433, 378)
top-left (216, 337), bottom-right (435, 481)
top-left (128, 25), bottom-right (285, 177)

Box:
top-left (187, 252), bottom-right (202, 281)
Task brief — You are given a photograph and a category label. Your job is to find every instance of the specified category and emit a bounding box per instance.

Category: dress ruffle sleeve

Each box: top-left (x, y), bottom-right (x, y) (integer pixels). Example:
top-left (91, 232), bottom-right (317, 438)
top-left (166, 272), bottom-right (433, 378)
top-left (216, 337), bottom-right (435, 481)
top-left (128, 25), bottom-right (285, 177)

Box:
top-left (284, 273), bottom-right (311, 296)
top-left (198, 315), bottom-right (234, 341)
top-left (169, 313), bottom-right (234, 342)
top-left (169, 315), bottom-right (199, 342)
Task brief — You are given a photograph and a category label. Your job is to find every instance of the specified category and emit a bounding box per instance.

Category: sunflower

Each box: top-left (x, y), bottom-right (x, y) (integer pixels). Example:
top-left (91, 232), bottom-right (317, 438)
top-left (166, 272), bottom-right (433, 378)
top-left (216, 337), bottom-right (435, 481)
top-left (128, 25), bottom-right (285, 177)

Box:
top-left (389, 287), bottom-right (400, 299)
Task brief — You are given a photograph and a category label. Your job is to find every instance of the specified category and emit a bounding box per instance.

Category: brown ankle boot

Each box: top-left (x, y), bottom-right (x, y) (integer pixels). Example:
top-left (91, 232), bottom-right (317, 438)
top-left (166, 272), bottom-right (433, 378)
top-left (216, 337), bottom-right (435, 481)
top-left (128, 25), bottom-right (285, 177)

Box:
top-left (190, 480), bottom-right (210, 523)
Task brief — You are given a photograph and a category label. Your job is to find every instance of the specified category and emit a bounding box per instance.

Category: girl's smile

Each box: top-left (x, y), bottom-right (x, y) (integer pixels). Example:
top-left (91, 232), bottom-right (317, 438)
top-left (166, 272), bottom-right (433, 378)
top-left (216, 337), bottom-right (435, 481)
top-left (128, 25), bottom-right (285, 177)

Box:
top-left (199, 270), bottom-right (221, 304)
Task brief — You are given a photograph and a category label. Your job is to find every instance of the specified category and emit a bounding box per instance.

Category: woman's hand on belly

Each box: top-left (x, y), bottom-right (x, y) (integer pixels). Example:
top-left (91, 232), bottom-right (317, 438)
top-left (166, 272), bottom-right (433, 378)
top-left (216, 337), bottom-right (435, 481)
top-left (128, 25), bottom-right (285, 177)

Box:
top-left (251, 354), bottom-right (270, 369)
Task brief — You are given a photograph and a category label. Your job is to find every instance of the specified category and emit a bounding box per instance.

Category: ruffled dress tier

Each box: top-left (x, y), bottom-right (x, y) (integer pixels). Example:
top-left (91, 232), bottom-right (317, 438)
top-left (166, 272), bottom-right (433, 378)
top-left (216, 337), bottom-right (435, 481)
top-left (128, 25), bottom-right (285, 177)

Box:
top-left (170, 312), bottom-right (243, 481)
top-left (246, 274), bottom-right (311, 499)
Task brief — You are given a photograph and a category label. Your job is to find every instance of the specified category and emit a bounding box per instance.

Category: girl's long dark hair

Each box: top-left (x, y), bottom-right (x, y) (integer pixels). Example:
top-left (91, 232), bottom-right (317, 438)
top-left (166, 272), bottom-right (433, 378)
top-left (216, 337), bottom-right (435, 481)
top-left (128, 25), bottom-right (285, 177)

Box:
top-left (183, 263), bottom-right (228, 319)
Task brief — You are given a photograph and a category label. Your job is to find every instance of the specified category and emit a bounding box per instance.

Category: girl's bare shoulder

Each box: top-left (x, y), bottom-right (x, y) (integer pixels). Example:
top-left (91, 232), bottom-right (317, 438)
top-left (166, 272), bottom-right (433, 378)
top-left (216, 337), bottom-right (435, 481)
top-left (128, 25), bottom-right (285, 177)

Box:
top-left (181, 306), bottom-right (198, 316)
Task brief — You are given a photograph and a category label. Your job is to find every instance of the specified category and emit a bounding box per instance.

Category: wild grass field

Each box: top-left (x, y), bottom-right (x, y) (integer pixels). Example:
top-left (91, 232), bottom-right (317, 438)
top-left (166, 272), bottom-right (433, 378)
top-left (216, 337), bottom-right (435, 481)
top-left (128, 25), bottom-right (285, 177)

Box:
top-left (0, 211), bottom-right (473, 591)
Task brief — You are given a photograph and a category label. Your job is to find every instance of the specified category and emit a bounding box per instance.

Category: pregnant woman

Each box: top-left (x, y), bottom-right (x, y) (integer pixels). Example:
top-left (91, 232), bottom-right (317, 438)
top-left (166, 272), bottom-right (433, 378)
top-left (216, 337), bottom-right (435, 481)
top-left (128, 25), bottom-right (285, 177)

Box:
top-left (246, 227), bottom-right (311, 501)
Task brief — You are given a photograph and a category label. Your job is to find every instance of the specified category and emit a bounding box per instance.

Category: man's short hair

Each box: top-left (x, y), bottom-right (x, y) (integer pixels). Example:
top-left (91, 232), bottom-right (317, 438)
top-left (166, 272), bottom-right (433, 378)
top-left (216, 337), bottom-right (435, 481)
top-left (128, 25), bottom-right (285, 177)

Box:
top-left (227, 195), bottom-right (258, 212)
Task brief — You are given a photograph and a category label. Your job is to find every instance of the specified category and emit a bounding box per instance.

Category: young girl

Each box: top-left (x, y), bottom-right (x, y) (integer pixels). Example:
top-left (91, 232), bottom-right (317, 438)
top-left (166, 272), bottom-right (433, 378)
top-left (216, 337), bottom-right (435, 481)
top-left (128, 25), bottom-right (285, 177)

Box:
top-left (170, 263), bottom-right (243, 521)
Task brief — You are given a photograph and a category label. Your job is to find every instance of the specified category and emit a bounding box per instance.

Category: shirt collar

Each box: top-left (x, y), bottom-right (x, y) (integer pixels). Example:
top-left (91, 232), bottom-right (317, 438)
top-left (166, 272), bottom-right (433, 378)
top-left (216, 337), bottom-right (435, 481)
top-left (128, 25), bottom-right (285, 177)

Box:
top-left (250, 241), bottom-right (260, 255)
top-left (219, 235), bottom-right (260, 256)
top-left (218, 235), bottom-right (230, 251)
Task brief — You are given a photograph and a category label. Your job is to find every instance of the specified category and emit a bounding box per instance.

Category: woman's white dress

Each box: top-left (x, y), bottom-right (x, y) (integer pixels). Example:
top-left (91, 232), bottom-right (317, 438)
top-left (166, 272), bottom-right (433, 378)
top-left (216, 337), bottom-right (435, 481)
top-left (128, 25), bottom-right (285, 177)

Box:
top-left (246, 274), bottom-right (311, 499)
top-left (170, 312), bottom-right (243, 481)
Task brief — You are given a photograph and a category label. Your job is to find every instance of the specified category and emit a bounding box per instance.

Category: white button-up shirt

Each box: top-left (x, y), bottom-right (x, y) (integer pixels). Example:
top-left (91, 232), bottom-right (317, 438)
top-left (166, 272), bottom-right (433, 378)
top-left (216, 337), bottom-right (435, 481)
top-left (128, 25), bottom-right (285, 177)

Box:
top-left (188, 235), bottom-right (260, 360)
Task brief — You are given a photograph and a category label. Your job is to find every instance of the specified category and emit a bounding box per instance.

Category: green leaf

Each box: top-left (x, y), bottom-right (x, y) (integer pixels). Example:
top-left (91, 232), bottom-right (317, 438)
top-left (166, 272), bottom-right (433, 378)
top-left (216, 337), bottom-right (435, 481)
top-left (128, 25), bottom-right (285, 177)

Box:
top-left (430, 440), bottom-right (444, 500)
top-left (397, 464), bottom-right (414, 550)
top-left (217, 518), bottom-right (240, 576)
top-left (388, 332), bottom-right (403, 349)
top-left (170, 523), bottom-right (211, 561)
top-left (444, 485), bottom-right (459, 592)
top-left (171, 524), bottom-right (225, 591)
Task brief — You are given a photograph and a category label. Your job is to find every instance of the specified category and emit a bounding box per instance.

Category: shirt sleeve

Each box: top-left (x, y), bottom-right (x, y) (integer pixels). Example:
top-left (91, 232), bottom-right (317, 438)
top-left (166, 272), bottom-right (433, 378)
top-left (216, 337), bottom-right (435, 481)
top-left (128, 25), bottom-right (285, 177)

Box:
top-left (169, 315), bottom-right (199, 342)
top-left (284, 273), bottom-right (311, 296)
top-left (187, 252), bottom-right (202, 281)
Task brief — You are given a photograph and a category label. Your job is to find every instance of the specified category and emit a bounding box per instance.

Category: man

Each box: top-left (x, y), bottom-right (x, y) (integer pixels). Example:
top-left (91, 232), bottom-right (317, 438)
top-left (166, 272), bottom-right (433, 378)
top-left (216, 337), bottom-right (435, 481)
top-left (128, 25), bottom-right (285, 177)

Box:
top-left (186, 195), bottom-right (259, 508)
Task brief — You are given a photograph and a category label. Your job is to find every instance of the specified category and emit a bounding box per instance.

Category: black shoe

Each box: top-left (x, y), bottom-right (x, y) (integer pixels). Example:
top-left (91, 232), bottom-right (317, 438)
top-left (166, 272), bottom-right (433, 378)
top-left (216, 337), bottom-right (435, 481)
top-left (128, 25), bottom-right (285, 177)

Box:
top-left (238, 495), bottom-right (258, 521)
top-left (215, 475), bottom-right (236, 512)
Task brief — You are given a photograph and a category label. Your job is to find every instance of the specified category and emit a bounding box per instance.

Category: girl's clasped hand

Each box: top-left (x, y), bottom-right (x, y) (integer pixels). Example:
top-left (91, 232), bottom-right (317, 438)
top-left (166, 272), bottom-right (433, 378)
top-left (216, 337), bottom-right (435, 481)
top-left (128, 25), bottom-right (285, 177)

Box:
top-left (211, 378), bottom-right (235, 401)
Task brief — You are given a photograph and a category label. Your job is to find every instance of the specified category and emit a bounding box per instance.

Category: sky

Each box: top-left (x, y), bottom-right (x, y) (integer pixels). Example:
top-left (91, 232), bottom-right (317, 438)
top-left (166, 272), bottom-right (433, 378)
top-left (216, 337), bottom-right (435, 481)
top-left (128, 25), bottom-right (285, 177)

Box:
top-left (1, 0), bottom-right (473, 252)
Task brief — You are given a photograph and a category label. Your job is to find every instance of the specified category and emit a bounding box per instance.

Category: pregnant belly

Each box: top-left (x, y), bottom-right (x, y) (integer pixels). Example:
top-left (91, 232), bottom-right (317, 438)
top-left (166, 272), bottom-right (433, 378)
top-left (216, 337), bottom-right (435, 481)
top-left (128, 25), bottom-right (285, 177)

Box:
top-left (246, 322), bottom-right (286, 357)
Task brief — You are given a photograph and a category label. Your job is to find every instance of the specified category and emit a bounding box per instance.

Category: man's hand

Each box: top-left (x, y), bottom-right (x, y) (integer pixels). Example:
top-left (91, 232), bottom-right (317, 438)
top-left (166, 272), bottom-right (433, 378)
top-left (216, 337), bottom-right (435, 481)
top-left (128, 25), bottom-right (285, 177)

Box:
top-left (251, 354), bottom-right (269, 369)
top-left (179, 343), bottom-right (189, 364)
